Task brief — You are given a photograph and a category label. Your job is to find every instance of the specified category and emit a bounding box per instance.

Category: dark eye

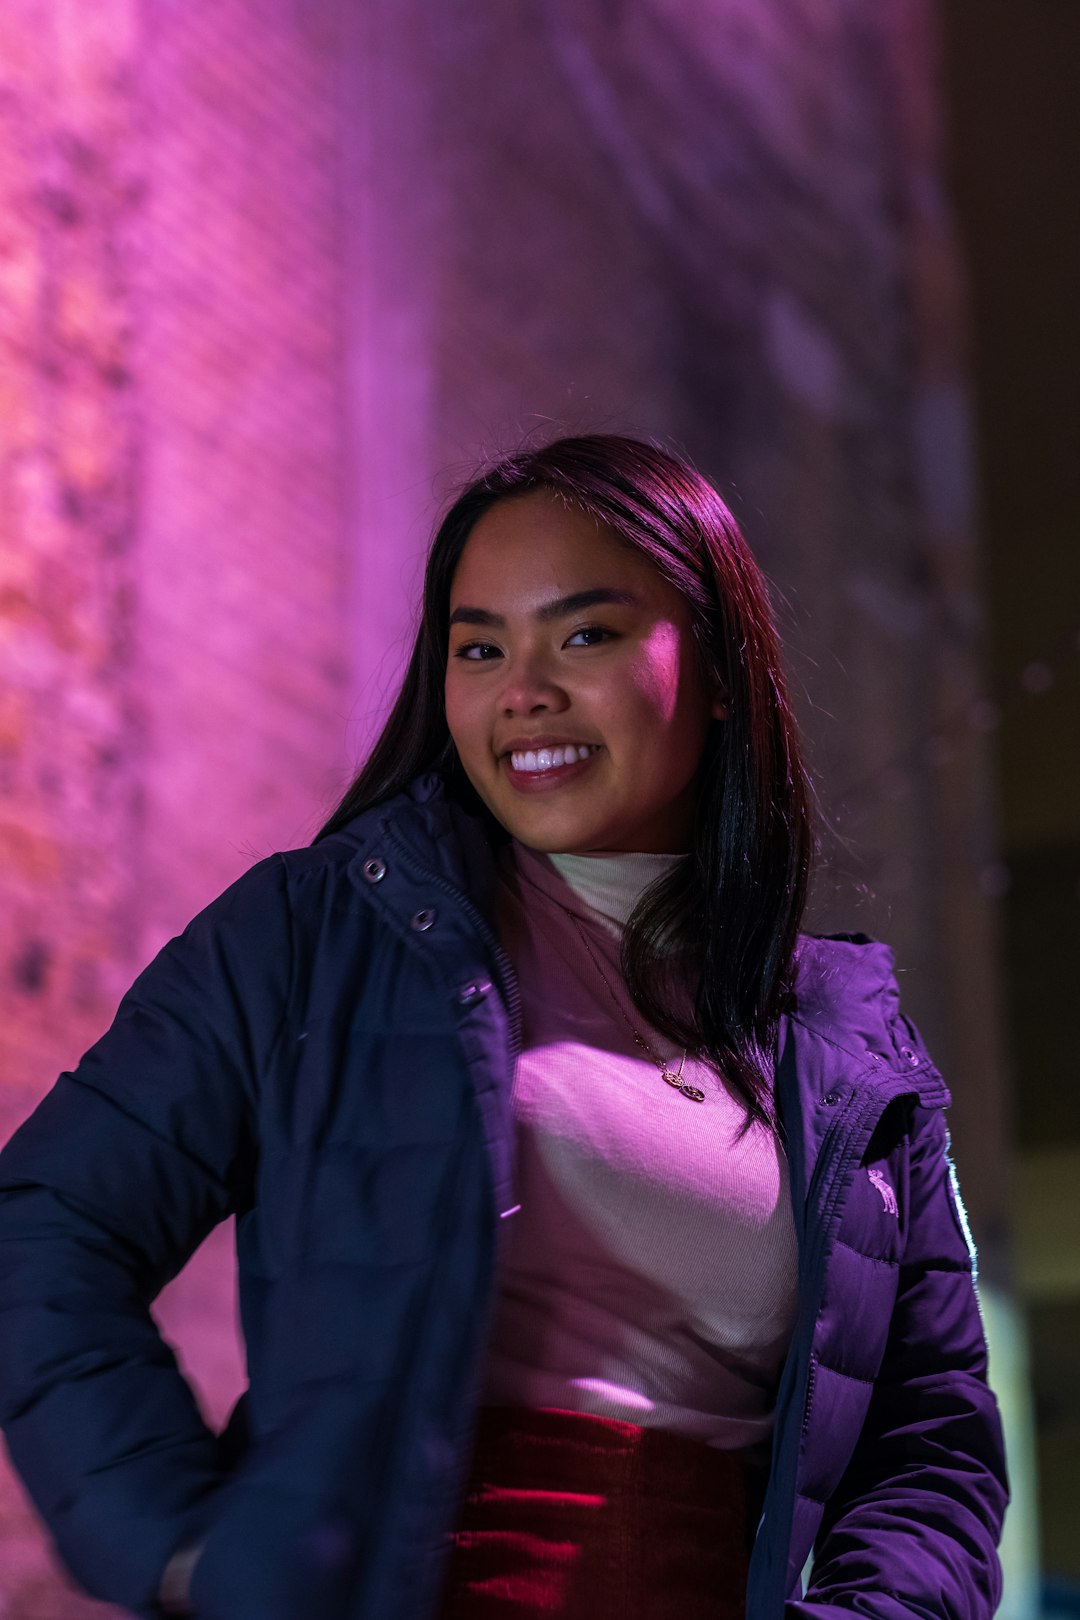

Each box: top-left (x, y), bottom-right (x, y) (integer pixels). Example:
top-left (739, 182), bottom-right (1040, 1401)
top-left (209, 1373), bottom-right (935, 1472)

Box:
top-left (454, 640), bottom-right (502, 661)
top-left (566, 625), bottom-right (614, 647)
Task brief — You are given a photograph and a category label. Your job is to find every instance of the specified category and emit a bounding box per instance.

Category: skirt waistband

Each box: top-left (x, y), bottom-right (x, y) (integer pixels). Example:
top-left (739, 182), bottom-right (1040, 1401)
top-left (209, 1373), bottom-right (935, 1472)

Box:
top-left (438, 1405), bottom-right (752, 1620)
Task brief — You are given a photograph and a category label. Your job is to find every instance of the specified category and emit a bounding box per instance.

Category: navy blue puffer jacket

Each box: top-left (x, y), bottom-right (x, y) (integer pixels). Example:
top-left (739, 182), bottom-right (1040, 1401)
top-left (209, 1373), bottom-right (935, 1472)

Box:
top-left (0, 774), bottom-right (1008, 1619)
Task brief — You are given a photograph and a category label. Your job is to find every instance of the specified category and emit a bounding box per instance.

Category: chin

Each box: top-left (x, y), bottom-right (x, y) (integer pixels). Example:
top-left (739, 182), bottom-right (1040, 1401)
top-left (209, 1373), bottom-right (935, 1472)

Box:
top-left (495, 808), bottom-right (604, 855)
top-left (503, 825), bottom-right (580, 854)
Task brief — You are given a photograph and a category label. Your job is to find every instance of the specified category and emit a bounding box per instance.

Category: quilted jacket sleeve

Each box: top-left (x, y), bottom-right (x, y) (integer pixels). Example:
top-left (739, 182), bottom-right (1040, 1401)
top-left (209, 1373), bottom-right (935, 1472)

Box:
top-left (792, 1094), bottom-right (1009, 1620)
top-left (0, 855), bottom-right (292, 1616)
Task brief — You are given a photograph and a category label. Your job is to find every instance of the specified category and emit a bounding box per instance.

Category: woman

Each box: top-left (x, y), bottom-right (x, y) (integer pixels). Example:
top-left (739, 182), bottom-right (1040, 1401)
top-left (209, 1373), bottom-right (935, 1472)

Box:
top-left (0, 436), bottom-right (1007, 1620)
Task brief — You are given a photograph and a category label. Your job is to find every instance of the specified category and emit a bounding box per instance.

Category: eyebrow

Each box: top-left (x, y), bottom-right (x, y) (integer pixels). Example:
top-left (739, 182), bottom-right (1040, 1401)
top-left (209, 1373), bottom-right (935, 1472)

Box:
top-left (448, 587), bottom-right (642, 630)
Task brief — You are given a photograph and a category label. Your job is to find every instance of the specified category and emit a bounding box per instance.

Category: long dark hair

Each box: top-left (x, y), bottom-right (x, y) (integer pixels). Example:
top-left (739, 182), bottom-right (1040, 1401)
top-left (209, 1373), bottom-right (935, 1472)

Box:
top-left (316, 435), bottom-right (814, 1127)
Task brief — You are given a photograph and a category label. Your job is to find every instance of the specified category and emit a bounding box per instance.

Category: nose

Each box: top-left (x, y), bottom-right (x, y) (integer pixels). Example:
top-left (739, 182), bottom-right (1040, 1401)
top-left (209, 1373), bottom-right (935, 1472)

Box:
top-left (497, 650), bottom-right (569, 717)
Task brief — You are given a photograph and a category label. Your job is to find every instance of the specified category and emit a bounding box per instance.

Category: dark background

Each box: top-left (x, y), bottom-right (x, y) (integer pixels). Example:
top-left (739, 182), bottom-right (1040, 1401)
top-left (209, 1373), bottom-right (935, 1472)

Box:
top-left (942, 0), bottom-right (1080, 1594)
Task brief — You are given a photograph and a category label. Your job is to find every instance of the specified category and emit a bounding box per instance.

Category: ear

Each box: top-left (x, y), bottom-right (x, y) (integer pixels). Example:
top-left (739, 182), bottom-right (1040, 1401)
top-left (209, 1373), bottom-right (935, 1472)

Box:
top-left (710, 691), bottom-right (728, 720)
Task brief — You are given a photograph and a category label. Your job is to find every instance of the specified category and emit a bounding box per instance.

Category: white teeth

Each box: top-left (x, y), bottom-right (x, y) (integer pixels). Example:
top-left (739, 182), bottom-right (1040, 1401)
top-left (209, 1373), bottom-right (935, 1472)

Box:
top-left (509, 744), bottom-right (598, 773)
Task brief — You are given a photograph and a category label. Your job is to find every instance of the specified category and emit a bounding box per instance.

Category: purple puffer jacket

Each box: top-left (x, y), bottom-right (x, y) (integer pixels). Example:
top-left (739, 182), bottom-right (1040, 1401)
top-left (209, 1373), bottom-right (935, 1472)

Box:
top-left (0, 775), bottom-right (1007, 1619)
top-left (755, 932), bottom-right (1007, 1617)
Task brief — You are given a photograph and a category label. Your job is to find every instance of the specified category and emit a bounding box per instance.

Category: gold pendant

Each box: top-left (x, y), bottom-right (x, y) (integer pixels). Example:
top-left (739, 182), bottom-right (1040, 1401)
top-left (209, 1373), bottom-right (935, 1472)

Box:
top-left (662, 1069), bottom-right (704, 1102)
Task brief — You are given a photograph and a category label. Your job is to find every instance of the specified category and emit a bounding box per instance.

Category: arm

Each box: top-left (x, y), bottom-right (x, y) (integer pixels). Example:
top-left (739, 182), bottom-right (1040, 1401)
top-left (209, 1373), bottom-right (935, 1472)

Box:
top-left (791, 1102), bottom-right (1009, 1620)
top-left (0, 855), bottom-right (292, 1615)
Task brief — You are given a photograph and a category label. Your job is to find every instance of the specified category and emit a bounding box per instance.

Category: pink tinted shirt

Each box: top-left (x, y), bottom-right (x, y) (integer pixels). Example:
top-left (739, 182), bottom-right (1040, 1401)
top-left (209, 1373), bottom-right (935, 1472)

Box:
top-left (478, 839), bottom-right (798, 1457)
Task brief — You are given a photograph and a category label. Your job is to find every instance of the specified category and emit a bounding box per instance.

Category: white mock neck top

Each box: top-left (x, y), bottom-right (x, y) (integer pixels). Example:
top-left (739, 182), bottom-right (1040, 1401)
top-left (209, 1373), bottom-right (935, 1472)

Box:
top-left (478, 840), bottom-right (799, 1458)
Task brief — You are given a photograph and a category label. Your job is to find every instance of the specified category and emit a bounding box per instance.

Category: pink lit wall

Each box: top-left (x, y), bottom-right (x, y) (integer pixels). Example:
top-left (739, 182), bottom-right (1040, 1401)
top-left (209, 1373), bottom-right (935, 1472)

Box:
top-left (1, 4), bottom-right (352, 1612)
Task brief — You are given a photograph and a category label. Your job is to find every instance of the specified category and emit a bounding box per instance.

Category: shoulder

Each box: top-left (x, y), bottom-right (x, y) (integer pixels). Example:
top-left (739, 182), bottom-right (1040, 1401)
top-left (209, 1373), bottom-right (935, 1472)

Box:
top-left (182, 835), bottom-right (360, 939)
top-left (790, 931), bottom-right (901, 1031)
top-left (787, 932), bottom-right (949, 1105)
top-left (183, 774), bottom-right (464, 950)
top-left (793, 933), bottom-right (906, 1017)
top-left (198, 779), bottom-right (444, 918)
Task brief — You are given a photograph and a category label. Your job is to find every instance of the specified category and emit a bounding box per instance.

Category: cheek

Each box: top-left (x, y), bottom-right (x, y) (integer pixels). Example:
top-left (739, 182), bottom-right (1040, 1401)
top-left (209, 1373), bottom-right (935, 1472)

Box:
top-left (444, 677), bottom-right (501, 784)
top-left (625, 627), bottom-right (684, 726)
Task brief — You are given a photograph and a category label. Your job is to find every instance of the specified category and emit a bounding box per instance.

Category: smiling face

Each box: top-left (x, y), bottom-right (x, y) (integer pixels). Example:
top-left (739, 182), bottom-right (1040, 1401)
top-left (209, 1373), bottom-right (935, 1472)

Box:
top-left (443, 489), bottom-right (725, 854)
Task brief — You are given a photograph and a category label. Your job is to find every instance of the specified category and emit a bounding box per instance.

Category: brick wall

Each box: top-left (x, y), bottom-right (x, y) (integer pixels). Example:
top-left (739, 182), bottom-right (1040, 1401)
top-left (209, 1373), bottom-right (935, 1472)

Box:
top-left (1, 0), bottom-right (352, 1116)
top-left (0, 1), bottom-right (145, 1138)
top-left (1, 2), bottom-right (350, 1611)
top-left (135, 0), bottom-right (352, 955)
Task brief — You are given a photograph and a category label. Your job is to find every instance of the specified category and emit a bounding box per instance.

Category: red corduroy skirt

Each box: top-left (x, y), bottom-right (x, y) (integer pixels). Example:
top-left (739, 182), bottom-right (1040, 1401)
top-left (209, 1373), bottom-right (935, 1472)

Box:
top-left (437, 1406), bottom-right (756, 1620)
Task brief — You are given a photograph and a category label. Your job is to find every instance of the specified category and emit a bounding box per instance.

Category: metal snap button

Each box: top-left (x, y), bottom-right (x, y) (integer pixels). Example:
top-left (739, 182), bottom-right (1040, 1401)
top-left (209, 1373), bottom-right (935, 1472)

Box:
top-left (362, 857), bottom-right (386, 883)
top-left (411, 908), bottom-right (437, 932)
top-left (821, 1090), bottom-right (841, 1107)
top-left (900, 1045), bottom-right (919, 1065)
top-left (457, 979), bottom-right (492, 1005)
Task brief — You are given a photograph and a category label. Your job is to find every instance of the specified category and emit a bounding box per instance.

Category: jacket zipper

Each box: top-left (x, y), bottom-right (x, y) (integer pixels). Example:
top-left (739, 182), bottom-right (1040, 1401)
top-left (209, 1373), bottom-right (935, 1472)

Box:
top-left (801, 1358), bottom-right (817, 1437)
top-left (358, 827), bottom-right (523, 1619)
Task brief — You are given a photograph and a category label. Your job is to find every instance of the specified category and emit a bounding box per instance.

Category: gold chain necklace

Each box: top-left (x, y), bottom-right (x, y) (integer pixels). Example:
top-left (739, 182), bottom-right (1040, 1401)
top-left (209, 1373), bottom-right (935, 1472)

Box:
top-left (563, 908), bottom-right (706, 1103)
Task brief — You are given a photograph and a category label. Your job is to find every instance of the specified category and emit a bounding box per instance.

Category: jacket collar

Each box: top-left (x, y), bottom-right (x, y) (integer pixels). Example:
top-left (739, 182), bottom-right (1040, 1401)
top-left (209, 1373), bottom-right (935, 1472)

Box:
top-left (335, 773), bottom-right (949, 1117)
top-left (358, 772), bottom-right (507, 930)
